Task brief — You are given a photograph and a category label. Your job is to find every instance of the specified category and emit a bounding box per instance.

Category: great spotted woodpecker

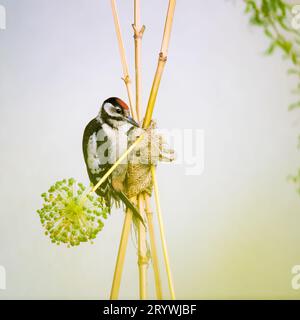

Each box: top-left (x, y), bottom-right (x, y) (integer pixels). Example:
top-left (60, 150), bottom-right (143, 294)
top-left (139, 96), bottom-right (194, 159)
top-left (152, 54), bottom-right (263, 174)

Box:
top-left (83, 97), bottom-right (174, 223)
top-left (82, 97), bottom-right (145, 222)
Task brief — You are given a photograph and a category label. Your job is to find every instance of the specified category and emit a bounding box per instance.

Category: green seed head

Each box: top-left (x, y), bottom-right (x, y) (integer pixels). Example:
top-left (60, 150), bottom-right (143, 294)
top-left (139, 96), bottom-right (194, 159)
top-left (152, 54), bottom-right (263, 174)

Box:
top-left (37, 178), bottom-right (109, 247)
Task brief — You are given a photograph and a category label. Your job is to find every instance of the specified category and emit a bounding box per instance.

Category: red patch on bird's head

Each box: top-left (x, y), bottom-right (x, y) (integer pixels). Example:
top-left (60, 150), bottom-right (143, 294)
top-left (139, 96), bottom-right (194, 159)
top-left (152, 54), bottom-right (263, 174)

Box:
top-left (115, 98), bottom-right (129, 110)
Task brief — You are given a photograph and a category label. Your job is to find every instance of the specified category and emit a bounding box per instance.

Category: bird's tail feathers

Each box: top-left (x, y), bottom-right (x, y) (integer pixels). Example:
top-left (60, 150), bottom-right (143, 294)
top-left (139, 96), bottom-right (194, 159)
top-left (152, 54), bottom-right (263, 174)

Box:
top-left (117, 191), bottom-right (146, 227)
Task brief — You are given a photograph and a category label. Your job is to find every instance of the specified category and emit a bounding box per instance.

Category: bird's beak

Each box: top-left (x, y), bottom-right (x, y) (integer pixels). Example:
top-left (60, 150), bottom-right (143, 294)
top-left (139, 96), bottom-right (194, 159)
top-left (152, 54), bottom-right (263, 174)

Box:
top-left (125, 116), bottom-right (140, 127)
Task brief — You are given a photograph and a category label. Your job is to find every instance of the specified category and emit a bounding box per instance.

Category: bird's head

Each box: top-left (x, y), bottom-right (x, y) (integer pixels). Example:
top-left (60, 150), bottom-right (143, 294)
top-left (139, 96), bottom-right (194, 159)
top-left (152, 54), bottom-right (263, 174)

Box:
top-left (99, 97), bottom-right (139, 129)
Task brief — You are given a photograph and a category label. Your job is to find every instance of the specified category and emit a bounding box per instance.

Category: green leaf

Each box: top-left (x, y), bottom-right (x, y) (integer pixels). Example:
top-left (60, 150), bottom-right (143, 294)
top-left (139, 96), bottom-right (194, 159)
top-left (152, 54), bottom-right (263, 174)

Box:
top-left (265, 41), bottom-right (277, 54)
top-left (288, 101), bottom-right (300, 111)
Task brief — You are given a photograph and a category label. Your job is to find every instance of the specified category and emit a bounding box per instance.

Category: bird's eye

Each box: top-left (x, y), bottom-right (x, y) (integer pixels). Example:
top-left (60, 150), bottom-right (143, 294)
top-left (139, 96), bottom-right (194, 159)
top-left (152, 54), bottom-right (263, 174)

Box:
top-left (115, 108), bottom-right (122, 114)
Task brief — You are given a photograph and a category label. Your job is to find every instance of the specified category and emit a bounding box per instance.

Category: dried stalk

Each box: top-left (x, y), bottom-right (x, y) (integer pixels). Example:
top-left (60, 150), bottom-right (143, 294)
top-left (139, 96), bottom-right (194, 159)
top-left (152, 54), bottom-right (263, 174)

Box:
top-left (110, 0), bottom-right (176, 301)
top-left (144, 193), bottom-right (163, 299)
top-left (151, 166), bottom-right (175, 299)
top-left (133, 1), bottom-right (149, 300)
top-left (141, 0), bottom-right (176, 299)
top-left (133, 0), bottom-right (145, 123)
top-left (110, 0), bottom-right (137, 120)
top-left (137, 194), bottom-right (148, 299)
top-left (105, 134), bottom-right (145, 300)
top-left (143, 0), bottom-right (176, 128)
top-left (110, 205), bottom-right (134, 300)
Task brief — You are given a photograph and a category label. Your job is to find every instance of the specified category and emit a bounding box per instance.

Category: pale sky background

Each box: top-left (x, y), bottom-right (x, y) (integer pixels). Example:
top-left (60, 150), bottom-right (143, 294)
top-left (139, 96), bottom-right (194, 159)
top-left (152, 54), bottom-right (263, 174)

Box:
top-left (1, 0), bottom-right (300, 299)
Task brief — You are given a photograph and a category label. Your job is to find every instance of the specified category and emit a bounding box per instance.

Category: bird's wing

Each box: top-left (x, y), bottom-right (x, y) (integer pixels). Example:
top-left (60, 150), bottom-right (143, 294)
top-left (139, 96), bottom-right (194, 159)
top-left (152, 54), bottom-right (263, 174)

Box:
top-left (82, 118), bottom-right (112, 207)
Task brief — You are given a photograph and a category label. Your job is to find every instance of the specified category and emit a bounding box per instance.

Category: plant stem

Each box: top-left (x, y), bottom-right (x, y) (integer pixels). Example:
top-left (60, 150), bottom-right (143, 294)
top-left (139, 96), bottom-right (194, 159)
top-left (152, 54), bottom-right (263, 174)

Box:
top-left (132, 0), bottom-right (148, 300)
top-left (110, 0), bottom-right (176, 301)
top-left (141, 0), bottom-right (176, 300)
top-left (144, 193), bottom-right (163, 299)
top-left (151, 166), bottom-right (175, 300)
top-left (133, 0), bottom-right (148, 300)
top-left (137, 194), bottom-right (148, 299)
top-left (110, 0), bottom-right (137, 120)
top-left (143, 0), bottom-right (176, 128)
top-left (110, 206), bottom-right (133, 299)
top-left (133, 0), bottom-right (145, 124)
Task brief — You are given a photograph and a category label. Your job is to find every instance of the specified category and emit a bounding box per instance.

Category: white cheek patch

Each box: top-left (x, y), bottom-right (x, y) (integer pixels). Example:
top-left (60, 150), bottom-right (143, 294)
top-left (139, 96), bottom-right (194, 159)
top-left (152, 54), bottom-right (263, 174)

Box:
top-left (104, 102), bottom-right (117, 117)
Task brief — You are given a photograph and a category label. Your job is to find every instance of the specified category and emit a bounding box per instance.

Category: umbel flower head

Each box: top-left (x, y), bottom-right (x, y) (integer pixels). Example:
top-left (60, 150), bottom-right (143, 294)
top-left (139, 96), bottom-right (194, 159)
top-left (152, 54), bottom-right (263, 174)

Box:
top-left (37, 178), bottom-right (109, 247)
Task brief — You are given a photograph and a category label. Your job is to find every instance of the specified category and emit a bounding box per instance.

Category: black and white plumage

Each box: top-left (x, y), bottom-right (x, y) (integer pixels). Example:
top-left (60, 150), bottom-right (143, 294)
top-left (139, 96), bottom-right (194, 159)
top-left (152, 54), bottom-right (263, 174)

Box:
top-left (82, 97), bottom-right (144, 223)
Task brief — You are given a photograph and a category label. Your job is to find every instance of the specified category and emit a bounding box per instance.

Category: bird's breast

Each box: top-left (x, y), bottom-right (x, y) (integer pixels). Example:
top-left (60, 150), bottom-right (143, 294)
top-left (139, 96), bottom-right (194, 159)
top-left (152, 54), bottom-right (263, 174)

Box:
top-left (97, 123), bottom-right (131, 164)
